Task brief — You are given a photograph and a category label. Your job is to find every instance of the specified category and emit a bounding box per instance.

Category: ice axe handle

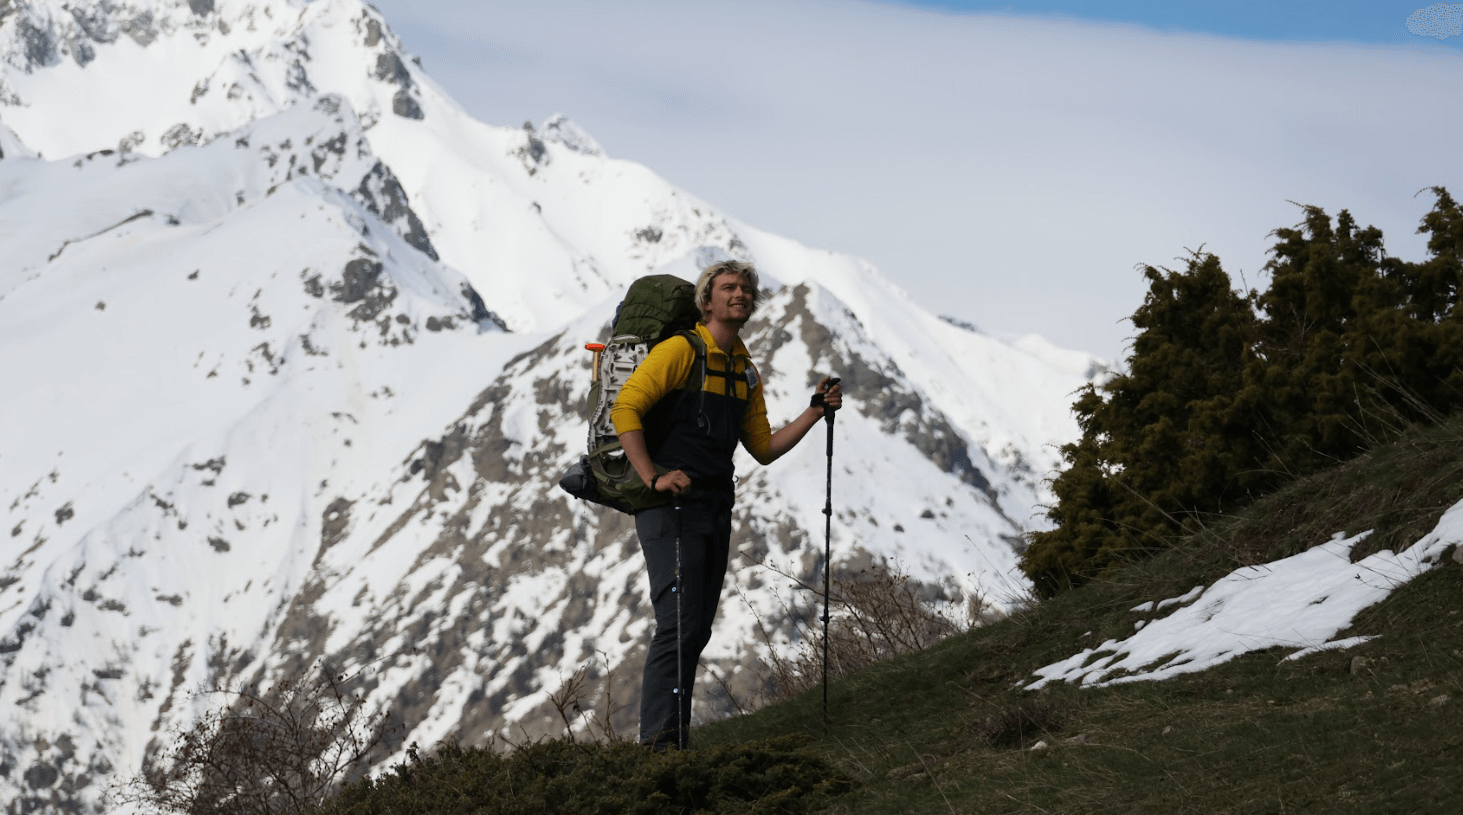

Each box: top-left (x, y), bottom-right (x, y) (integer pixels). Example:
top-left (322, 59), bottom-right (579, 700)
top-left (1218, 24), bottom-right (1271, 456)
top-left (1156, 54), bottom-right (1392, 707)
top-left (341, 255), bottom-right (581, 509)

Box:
top-left (585, 343), bottom-right (606, 382)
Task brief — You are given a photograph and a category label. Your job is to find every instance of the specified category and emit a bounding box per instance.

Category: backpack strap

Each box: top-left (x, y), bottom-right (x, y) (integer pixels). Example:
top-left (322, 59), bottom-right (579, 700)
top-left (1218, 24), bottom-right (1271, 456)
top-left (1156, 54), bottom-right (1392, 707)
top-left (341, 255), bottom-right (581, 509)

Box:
top-left (676, 330), bottom-right (755, 398)
top-left (676, 330), bottom-right (709, 395)
top-left (674, 330), bottom-right (712, 435)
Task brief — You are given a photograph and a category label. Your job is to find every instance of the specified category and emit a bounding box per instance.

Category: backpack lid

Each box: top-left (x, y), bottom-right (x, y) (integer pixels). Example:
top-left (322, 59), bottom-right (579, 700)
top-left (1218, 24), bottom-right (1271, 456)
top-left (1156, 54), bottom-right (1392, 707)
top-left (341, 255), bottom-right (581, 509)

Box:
top-left (612, 274), bottom-right (701, 342)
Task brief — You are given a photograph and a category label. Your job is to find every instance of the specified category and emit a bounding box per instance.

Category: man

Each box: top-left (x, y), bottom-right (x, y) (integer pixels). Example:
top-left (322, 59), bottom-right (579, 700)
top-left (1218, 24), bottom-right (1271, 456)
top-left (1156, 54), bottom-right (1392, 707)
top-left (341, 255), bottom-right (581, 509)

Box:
top-left (611, 260), bottom-right (842, 749)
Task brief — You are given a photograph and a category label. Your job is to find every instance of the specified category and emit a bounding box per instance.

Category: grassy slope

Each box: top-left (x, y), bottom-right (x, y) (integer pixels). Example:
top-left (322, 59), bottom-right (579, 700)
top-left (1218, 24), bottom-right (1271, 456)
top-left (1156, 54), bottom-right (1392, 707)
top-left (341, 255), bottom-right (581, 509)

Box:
top-left (696, 415), bottom-right (1463, 813)
top-left (316, 417), bottom-right (1463, 814)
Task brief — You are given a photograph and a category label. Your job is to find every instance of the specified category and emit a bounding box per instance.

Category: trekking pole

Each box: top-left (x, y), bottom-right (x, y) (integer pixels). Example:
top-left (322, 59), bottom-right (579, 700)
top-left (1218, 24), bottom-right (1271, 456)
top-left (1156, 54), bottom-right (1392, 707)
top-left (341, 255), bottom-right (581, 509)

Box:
top-left (674, 502), bottom-right (687, 751)
top-left (820, 378), bottom-right (840, 732)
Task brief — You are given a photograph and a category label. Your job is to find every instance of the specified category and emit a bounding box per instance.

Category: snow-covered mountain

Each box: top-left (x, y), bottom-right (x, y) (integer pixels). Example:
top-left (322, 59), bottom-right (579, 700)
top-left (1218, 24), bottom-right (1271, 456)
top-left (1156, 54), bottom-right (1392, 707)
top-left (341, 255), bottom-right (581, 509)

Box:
top-left (0, 1), bottom-right (1104, 811)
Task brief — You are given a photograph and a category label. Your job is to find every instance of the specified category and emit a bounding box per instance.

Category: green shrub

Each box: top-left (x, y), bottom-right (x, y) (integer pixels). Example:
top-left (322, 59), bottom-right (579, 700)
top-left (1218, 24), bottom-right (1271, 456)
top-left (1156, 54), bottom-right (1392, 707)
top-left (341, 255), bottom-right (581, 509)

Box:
top-left (311, 735), bottom-right (855, 815)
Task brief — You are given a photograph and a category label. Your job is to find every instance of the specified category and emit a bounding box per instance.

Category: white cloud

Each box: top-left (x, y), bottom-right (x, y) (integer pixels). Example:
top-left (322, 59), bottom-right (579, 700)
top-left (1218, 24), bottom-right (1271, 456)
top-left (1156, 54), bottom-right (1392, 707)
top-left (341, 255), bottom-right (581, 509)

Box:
top-left (1408, 4), bottom-right (1463, 39)
top-left (362, 0), bottom-right (1463, 361)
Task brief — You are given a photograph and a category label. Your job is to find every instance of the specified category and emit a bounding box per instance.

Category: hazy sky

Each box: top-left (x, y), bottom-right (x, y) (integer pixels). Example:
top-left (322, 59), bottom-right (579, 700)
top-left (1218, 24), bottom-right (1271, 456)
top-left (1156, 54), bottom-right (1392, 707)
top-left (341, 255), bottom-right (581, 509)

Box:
top-left (360, 0), bottom-right (1463, 361)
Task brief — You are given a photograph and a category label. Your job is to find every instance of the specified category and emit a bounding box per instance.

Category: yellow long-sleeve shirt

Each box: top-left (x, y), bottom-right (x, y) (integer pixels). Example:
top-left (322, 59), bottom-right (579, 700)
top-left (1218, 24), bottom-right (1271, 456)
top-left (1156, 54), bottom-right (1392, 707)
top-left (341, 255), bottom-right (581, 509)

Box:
top-left (610, 323), bottom-right (774, 465)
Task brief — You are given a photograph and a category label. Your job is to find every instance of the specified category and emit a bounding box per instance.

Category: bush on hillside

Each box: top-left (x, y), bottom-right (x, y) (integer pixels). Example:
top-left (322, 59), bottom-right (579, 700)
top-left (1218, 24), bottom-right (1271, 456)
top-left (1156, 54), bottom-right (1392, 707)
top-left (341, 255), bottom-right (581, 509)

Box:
top-left (1022, 187), bottom-right (1463, 596)
top-left (752, 563), bottom-right (975, 705)
top-left (111, 664), bottom-right (391, 815)
top-left (309, 736), bottom-right (855, 815)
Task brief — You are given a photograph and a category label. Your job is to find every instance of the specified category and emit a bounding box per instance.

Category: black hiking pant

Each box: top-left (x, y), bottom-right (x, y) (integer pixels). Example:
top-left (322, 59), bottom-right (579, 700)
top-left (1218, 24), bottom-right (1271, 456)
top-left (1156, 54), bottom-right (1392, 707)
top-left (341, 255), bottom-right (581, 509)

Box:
top-left (634, 495), bottom-right (732, 748)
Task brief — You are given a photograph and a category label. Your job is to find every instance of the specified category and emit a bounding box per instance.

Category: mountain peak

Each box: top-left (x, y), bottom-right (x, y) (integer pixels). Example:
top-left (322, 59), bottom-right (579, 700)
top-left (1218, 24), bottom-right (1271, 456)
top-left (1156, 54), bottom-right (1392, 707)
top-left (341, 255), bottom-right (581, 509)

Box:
top-left (539, 114), bottom-right (604, 157)
top-left (0, 3), bottom-right (1103, 812)
top-left (0, 0), bottom-right (423, 160)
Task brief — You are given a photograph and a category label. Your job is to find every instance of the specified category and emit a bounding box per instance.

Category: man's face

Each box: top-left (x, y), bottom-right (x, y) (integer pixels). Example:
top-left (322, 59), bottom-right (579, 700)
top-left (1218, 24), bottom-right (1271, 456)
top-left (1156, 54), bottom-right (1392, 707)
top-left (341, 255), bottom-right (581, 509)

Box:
top-left (704, 272), bottom-right (755, 326)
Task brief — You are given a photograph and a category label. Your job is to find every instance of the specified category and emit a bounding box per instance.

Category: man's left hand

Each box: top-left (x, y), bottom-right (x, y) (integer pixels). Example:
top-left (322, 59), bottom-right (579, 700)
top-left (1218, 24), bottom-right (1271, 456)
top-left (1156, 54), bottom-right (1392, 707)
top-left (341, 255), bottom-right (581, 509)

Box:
top-left (812, 376), bottom-right (842, 415)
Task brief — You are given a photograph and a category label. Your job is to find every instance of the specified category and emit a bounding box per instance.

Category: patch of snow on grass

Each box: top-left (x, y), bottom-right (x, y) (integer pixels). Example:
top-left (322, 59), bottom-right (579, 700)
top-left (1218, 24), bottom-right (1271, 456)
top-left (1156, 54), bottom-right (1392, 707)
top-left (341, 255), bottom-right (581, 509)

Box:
top-left (1027, 499), bottom-right (1463, 689)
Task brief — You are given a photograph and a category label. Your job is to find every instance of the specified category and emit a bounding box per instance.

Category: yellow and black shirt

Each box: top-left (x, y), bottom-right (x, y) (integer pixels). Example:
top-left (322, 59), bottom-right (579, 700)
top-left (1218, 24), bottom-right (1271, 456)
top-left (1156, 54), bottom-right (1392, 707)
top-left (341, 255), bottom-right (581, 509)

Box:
top-left (611, 323), bottom-right (772, 496)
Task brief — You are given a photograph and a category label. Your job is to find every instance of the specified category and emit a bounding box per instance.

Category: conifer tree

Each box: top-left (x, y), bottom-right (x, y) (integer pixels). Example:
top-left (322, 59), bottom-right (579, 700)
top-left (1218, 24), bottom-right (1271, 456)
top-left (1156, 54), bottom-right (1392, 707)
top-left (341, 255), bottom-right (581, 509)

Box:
top-left (1358, 187), bottom-right (1463, 419)
top-left (1243, 205), bottom-right (1386, 475)
top-left (1246, 189), bottom-right (1463, 475)
top-left (1022, 188), bottom-right (1463, 597)
top-left (1023, 254), bottom-right (1255, 595)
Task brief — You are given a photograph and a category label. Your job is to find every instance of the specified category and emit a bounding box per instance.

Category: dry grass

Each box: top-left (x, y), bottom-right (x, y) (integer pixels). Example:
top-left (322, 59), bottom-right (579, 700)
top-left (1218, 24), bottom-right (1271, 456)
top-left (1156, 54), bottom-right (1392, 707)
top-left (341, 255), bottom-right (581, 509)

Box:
top-left (545, 651), bottom-right (632, 744)
top-left (972, 700), bottom-right (1070, 749)
top-left (751, 562), bottom-right (973, 705)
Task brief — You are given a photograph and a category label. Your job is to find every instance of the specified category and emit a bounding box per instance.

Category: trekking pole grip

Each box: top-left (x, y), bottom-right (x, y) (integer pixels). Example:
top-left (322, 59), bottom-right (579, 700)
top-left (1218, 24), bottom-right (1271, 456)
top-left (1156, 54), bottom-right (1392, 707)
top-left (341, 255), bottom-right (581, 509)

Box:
top-left (820, 376), bottom-right (840, 429)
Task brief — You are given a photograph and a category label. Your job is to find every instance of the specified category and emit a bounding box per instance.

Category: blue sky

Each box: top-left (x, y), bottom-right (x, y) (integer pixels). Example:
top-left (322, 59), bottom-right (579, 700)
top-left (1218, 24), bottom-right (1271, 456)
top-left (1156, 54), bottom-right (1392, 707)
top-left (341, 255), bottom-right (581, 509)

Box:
top-left (367, 0), bottom-right (1463, 361)
top-left (900, 0), bottom-right (1463, 47)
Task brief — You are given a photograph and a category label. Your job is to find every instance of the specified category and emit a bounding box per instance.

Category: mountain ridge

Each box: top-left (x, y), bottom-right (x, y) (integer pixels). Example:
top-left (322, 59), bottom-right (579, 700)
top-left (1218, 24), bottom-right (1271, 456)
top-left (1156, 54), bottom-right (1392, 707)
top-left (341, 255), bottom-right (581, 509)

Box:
top-left (0, 2), bottom-right (1105, 811)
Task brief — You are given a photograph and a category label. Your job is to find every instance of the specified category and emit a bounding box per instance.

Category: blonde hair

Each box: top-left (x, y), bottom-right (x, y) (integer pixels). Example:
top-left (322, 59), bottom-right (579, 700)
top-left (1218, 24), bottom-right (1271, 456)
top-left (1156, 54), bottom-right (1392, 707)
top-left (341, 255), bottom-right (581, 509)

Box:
top-left (694, 260), bottom-right (761, 320)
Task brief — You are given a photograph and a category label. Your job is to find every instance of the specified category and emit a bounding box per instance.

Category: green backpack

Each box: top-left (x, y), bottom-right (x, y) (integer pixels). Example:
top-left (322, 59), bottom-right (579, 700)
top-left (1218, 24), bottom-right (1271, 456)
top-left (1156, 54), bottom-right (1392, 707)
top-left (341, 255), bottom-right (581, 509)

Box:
top-left (559, 274), bottom-right (706, 513)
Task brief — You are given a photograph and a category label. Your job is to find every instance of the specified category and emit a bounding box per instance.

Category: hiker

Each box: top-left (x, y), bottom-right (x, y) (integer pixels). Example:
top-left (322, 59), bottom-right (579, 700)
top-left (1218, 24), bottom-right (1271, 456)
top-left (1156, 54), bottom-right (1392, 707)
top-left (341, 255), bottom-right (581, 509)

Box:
top-left (610, 260), bottom-right (843, 749)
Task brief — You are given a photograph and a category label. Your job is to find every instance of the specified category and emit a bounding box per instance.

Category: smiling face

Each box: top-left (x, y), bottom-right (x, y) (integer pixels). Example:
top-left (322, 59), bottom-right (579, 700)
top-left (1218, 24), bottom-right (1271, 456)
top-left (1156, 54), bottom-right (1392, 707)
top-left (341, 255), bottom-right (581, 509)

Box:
top-left (702, 270), bottom-right (756, 328)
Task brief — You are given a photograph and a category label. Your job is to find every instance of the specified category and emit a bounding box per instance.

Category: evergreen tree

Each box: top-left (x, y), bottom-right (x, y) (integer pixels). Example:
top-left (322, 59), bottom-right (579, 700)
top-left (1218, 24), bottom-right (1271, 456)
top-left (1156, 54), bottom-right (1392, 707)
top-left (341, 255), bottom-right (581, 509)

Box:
top-left (1359, 188), bottom-right (1463, 419)
top-left (1021, 188), bottom-right (1463, 597)
top-left (1243, 205), bottom-right (1387, 475)
top-left (1022, 254), bottom-right (1256, 596)
top-left (1247, 189), bottom-right (1463, 475)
